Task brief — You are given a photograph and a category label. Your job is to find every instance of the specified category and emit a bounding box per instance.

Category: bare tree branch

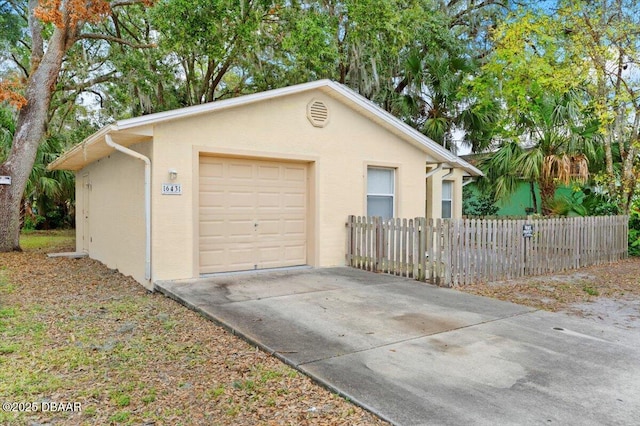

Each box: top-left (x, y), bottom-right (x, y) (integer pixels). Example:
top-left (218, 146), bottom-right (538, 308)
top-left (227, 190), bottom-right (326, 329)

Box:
top-left (60, 70), bottom-right (117, 93)
top-left (110, 10), bottom-right (146, 44)
top-left (451, 1), bottom-right (508, 28)
top-left (10, 53), bottom-right (29, 78)
top-left (77, 33), bottom-right (155, 49)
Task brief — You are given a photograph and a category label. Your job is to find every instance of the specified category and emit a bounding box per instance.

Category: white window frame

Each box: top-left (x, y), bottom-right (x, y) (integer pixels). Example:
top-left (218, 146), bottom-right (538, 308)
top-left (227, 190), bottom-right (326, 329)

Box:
top-left (442, 180), bottom-right (453, 219)
top-left (367, 166), bottom-right (395, 219)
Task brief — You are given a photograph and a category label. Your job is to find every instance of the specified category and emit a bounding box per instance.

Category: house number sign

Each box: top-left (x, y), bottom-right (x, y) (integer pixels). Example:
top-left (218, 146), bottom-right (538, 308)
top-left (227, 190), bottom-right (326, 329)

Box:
top-left (161, 183), bottom-right (182, 195)
top-left (0, 176), bottom-right (11, 185)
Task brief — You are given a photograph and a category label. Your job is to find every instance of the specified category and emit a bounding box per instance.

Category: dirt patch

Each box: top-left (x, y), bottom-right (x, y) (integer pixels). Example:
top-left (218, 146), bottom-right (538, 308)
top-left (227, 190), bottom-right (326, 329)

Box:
top-left (0, 245), bottom-right (388, 425)
top-left (458, 258), bottom-right (640, 330)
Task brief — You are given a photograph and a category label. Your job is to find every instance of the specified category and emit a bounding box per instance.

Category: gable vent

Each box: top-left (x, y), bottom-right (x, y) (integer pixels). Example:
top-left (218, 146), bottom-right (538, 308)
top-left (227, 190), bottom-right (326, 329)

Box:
top-left (307, 99), bottom-right (329, 127)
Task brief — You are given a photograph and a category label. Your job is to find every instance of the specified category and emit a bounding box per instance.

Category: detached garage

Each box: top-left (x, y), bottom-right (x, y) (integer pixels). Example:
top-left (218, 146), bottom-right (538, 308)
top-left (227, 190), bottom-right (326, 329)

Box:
top-left (198, 156), bottom-right (308, 274)
top-left (49, 80), bottom-right (481, 290)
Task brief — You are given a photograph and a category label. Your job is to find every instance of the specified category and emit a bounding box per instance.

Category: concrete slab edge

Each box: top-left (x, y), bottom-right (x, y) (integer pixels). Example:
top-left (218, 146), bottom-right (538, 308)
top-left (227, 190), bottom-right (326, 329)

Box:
top-left (47, 252), bottom-right (88, 259)
top-left (153, 282), bottom-right (397, 425)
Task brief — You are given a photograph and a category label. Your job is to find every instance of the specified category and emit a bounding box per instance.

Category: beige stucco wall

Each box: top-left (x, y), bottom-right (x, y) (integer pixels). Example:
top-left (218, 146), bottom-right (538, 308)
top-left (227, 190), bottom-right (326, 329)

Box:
top-left (426, 168), bottom-right (464, 220)
top-left (76, 142), bottom-right (151, 287)
top-left (149, 90), bottom-right (430, 282)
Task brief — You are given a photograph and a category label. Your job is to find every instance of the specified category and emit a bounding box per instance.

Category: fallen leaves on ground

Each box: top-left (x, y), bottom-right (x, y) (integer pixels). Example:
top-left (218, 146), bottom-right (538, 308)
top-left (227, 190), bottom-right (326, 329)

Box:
top-left (0, 245), bottom-right (388, 426)
top-left (458, 257), bottom-right (640, 313)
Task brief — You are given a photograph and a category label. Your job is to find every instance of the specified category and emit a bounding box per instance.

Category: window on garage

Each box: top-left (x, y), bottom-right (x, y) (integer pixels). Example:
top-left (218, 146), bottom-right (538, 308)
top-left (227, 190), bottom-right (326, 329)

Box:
top-left (367, 167), bottom-right (395, 219)
top-left (442, 181), bottom-right (453, 219)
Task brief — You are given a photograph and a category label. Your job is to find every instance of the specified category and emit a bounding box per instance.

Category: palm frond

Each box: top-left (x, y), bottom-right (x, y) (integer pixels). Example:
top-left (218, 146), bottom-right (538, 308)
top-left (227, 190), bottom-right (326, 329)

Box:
top-left (516, 148), bottom-right (543, 180)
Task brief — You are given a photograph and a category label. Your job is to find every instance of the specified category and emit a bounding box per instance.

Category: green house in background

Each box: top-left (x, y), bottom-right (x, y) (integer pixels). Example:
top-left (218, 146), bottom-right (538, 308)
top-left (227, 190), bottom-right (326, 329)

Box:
top-left (464, 181), bottom-right (574, 216)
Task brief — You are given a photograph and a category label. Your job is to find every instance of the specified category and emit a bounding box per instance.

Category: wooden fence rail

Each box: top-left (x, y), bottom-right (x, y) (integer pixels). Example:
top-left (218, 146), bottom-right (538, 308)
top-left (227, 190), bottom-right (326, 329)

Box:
top-left (346, 215), bottom-right (628, 286)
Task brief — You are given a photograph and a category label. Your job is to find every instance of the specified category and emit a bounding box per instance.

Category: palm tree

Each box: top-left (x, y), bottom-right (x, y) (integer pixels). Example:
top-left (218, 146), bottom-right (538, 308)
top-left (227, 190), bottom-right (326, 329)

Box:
top-left (0, 107), bottom-right (14, 161)
top-left (392, 50), bottom-right (499, 154)
top-left (480, 88), bottom-right (599, 215)
top-left (24, 133), bottom-right (76, 229)
top-left (0, 106), bottom-right (75, 229)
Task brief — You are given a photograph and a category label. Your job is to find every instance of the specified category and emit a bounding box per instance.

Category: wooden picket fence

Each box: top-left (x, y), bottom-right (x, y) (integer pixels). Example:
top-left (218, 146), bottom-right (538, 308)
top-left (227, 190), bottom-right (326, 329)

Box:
top-left (346, 215), bottom-right (628, 286)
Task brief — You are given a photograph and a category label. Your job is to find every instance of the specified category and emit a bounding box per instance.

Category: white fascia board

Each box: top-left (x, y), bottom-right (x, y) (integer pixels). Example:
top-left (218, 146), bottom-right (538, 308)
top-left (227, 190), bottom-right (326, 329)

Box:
top-left (115, 80), bottom-right (334, 131)
top-left (47, 125), bottom-right (117, 170)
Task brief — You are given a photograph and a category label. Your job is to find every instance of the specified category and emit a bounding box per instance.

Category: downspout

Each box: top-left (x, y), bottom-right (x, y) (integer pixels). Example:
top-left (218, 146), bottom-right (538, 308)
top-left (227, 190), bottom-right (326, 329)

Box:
top-left (462, 178), bottom-right (476, 187)
top-left (105, 134), bottom-right (152, 281)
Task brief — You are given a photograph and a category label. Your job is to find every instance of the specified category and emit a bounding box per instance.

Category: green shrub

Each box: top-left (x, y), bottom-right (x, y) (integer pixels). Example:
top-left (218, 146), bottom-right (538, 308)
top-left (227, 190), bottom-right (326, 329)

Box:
top-left (463, 186), bottom-right (499, 217)
top-left (22, 215), bottom-right (45, 231)
top-left (629, 207), bottom-right (640, 257)
top-left (582, 190), bottom-right (620, 216)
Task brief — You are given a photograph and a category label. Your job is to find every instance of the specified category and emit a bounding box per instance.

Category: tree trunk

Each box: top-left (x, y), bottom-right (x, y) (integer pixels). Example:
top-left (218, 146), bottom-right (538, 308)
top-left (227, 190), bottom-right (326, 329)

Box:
top-left (620, 111), bottom-right (640, 214)
top-left (0, 29), bottom-right (68, 252)
top-left (529, 181), bottom-right (538, 214)
top-left (539, 178), bottom-right (556, 216)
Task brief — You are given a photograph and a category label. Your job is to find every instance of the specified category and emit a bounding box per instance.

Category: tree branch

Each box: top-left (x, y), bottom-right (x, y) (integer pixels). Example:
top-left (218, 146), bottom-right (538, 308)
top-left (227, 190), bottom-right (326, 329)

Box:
top-left (11, 53), bottom-right (30, 78)
top-left (28, 0), bottom-right (44, 70)
top-left (70, 71), bottom-right (118, 91)
top-left (110, 0), bottom-right (153, 8)
top-left (76, 33), bottom-right (155, 49)
top-left (451, 0), bottom-right (508, 28)
top-left (86, 90), bottom-right (105, 108)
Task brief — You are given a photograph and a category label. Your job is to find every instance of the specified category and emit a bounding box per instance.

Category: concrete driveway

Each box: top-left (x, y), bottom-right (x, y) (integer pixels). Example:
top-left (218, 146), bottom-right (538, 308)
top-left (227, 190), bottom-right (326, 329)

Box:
top-left (155, 268), bottom-right (640, 426)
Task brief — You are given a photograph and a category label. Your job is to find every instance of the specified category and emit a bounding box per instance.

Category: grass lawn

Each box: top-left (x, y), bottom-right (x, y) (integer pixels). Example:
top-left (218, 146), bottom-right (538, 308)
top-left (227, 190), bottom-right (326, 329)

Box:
top-left (0, 231), bottom-right (386, 425)
top-left (19, 229), bottom-right (75, 251)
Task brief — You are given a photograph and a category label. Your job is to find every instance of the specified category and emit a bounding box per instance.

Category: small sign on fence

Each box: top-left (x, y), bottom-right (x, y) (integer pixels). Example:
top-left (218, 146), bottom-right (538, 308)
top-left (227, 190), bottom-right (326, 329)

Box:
top-left (522, 224), bottom-right (533, 238)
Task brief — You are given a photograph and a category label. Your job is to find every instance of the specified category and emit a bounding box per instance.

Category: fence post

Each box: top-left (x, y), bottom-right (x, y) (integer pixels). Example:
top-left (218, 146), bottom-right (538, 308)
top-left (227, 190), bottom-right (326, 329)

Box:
top-left (374, 216), bottom-right (381, 273)
top-left (346, 215), bottom-right (354, 266)
top-left (418, 217), bottom-right (426, 281)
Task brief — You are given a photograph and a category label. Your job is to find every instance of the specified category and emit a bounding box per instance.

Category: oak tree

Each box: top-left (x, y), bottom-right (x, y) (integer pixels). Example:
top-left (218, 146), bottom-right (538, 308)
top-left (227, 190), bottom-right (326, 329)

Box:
top-left (0, 0), bottom-right (154, 251)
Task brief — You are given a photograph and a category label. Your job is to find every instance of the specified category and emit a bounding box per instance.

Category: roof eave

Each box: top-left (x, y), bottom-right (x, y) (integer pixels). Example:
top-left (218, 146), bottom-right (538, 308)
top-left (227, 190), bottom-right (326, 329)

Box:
top-left (47, 125), bottom-right (117, 171)
top-left (48, 79), bottom-right (483, 177)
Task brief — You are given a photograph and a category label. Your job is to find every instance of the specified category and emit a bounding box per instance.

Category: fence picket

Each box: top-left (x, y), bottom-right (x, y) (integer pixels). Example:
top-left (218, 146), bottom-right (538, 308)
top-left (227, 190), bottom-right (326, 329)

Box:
top-left (409, 219), bottom-right (415, 278)
top-left (344, 215), bottom-right (629, 287)
top-left (420, 218), bottom-right (425, 279)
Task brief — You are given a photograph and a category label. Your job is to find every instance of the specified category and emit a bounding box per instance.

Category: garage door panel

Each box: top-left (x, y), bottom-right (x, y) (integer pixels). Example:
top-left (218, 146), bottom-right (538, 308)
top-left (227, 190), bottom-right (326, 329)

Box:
top-left (283, 219), bottom-right (305, 235)
top-left (256, 245), bottom-right (281, 262)
top-left (257, 219), bottom-right (280, 236)
top-left (227, 191), bottom-right (256, 209)
top-left (200, 162), bottom-right (224, 178)
top-left (257, 192), bottom-right (281, 208)
top-left (199, 156), bottom-right (307, 274)
top-left (284, 244), bottom-right (306, 261)
top-left (283, 193), bottom-right (305, 209)
top-left (227, 246), bottom-right (255, 264)
top-left (199, 249), bottom-right (225, 270)
top-left (228, 221), bottom-right (256, 239)
top-left (228, 163), bottom-right (254, 179)
top-left (199, 220), bottom-right (226, 237)
top-left (257, 165), bottom-right (280, 180)
top-left (256, 251), bottom-right (304, 269)
top-left (199, 198), bottom-right (225, 210)
top-left (284, 167), bottom-right (306, 182)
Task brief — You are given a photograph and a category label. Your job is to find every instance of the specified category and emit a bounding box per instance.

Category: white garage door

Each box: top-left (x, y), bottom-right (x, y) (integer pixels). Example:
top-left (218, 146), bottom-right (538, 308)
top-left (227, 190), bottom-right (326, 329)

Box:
top-left (199, 156), bottom-right (307, 274)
